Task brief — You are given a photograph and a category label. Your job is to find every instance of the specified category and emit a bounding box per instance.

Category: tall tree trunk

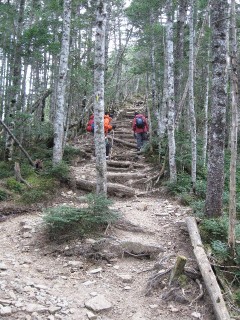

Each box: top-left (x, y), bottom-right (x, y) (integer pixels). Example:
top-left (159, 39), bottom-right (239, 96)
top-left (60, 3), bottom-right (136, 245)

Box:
top-left (94, 0), bottom-right (107, 195)
top-left (166, 0), bottom-right (177, 182)
top-left (228, 0), bottom-right (238, 251)
top-left (175, 0), bottom-right (188, 111)
top-left (203, 42), bottom-right (210, 167)
top-left (188, 0), bottom-right (196, 192)
top-left (53, 0), bottom-right (72, 164)
top-left (205, 0), bottom-right (228, 217)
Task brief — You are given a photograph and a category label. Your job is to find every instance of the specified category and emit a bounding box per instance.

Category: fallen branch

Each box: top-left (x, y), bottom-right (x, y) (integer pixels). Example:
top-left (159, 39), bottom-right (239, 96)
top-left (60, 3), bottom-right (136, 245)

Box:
top-left (186, 216), bottom-right (231, 320)
top-left (0, 119), bottom-right (35, 166)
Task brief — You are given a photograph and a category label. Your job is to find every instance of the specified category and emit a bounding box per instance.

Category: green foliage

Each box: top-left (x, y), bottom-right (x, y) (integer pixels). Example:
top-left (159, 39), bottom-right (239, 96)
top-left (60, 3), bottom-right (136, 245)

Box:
top-left (233, 289), bottom-right (240, 307)
top-left (211, 240), bottom-right (229, 261)
top-left (6, 178), bottom-right (23, 193)
top-left (20, 189), bottom-right (48, 204)
top-left (63, 145), bottom-right (83, 163)
top-left (0, 189), bottom-right (8, 201)
top-left (200, 216), bottom-right (229, 243)
top-left (165, 172), bottom-right (191, 195)
top-left (43, 193), bottom-right (120, 240)
top-left (20, 175), bottom-right (57, 204)
top-left (0, 162), bottom-right (14, 178)
top-left (44, 161), bottom-right (70, 182)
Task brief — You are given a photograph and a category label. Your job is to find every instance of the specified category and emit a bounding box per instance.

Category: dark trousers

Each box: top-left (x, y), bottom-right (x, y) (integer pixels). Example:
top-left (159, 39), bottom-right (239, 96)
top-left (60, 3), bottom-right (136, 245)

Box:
top-left (136, 132), bottom-right (148, 150)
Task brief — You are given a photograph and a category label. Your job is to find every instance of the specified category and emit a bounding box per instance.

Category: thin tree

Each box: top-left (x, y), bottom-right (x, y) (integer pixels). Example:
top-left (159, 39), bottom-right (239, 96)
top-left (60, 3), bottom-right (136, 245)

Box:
top-left (205, 0), bottom-right (228, 217)
top-left (53, 0), bottom-right (72, 165)
top-left (228, 0), bottom-right (238, 251)
top-left (188, 0), bottom-right (197, 192)
top-left (166, 0), bottom-right (177, 182)
top-left (94, 0), bottom-right (107, 195)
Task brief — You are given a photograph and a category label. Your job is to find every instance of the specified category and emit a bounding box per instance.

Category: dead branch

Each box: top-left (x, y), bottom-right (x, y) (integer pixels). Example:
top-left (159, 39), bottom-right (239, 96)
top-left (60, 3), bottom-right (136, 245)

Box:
top-left (0, 119), bottom-right (35, 166)
top-left (14, 162), bottom-right (31, 188)
top-left (190, 279), bottom-right (204, 305)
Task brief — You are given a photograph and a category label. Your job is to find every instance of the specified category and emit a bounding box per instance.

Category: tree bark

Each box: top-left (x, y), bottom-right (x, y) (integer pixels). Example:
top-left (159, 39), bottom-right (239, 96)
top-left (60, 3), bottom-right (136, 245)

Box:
top-left (188, 0), bottom-right (197, 192)
top-left (166, 0), bottom-right (177, 182)
top-left (53, 0), bottom-right (72, 165)
top-left (94, 0), bottom-right (107, 195)
top-left (228, 0), bottom-right (238, 251)
top-left (186, 217), bottom-right (231, 320)
top-left (205, 0), bottom-right (228, 217)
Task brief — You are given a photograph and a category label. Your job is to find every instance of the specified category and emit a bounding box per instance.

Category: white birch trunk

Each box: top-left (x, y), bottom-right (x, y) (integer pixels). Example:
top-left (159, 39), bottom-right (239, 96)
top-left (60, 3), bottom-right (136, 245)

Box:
top-left (188, 0), bottom-right (197, 192)
top-left (94, 0), bottom-right (107, 195)
top-left (166, 0), bottom-right (177, 182)
top-left (159, 50), bottom-right (168, 140)
top-left (228, 0), bottom-right (238, 250)
top-left (53, 0), bottom-right (71, 164)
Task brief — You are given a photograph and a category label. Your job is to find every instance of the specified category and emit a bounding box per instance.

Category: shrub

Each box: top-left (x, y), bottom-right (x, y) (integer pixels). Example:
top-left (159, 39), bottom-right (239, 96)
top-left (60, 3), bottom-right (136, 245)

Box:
top-left (43, 193), bottom-right (120, 240)
top-left (44, 161), bottom-right (70, 182)
top-left (0, 189), bottom-right (8, 201)
top-left (0, 162), bottom-right (14, 179)
top-left (200, 216), bottom-right (229, 243)
top-left (211, 240), bottom-right (229, 261)
top-left (6, 178), bottom-right (23, 193)
top-left (63, 145), bottom-right (82, 163)
top-left (20, 175), bottom-right (57, 204)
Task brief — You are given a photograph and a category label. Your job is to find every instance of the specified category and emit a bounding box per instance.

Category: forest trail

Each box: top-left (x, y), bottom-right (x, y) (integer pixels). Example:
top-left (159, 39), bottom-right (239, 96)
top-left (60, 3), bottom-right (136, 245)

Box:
top-left (0, 104), bottom-right (216, 320)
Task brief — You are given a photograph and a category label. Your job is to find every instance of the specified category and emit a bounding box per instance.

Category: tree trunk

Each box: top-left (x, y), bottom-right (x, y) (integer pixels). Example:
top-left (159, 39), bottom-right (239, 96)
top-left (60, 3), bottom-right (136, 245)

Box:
top-left (188, 0), bottom-right (197, 192)
top-left (174, 0), bottom-right (188, 112)
top-left (205, 0), bottom-right (228, 217)
top-left (94, 0), bottom-right (107, 195)
top-left (166, 0), bottom-right (177, 182)
top-left (228, 0), bottom-right (238, 251)
top-left (53, 0), bottom-right (72, 165)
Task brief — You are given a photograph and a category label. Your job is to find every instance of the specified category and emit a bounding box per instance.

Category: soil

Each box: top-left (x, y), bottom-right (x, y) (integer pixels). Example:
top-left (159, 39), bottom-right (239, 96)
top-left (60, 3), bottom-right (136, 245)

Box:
top-left (0, 105), bottom-right (216, 320)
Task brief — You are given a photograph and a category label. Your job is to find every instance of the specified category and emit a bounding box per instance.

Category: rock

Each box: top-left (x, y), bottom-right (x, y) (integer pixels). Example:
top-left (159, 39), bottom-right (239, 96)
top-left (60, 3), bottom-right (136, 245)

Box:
top-left (123, 286), bottom-right (131, 290)
top-left (0, 262), bottom-right (7, 270)
top-left (67, 260), bottom-right (83, 268)
top-left (191, 311), bottom-right (201, 318)
top-left (0, 305), bottom-right (12, 316)
top-left (117, 274), bottom-right (133, 283)
top-left (83, 280), bottom-right (96, 286)
top-left (89, 268), bottom-right (102, 274)
top-left (85, 295), bottom-right (112, 312)
top-left (25, 303), bottom-right (48, 313)
top-left (86, 310), bottom-right (97, 319)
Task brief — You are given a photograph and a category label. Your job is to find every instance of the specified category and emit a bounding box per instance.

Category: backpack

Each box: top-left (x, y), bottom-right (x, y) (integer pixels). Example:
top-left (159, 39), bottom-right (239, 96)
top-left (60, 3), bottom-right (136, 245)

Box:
top-left (91, 122), bottom-right (94, 132)
top-left (136, 116), bottom-right (145, 128)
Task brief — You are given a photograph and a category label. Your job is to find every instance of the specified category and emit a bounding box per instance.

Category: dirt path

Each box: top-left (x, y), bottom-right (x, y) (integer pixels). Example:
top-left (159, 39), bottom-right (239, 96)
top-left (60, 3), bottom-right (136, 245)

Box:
top-left (0, 106), bottom-right (215, 319)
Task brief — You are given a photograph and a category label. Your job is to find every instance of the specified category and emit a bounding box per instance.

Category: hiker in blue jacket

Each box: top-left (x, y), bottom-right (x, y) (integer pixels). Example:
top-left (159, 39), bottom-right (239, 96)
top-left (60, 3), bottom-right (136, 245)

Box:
top-left (132, 112), bottom-right (149, 152)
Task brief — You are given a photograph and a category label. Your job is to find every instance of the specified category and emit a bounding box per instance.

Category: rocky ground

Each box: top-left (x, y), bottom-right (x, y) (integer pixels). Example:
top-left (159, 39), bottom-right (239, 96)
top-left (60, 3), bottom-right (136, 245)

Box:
top-left (0, 105), bottom-right (216, 320)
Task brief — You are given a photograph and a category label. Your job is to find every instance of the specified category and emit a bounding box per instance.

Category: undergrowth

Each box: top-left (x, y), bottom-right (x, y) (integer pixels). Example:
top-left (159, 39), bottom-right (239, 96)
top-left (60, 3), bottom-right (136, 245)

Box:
top-left (43, 193), bottom-right (120, 240)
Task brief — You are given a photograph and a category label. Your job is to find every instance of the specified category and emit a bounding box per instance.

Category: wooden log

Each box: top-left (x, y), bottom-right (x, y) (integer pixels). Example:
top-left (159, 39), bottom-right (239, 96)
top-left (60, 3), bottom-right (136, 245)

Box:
top-left (75, 178), bottom-right (136, 197)
top-left (107, 172), bottom-right (147, 179)
top-left (113, 137), bottom-right (137, 149)
top-left (186, 217), bottom-right (231, 320)
top-left (107, 160), bottom-right (145, 168)
top-left (169, 255), bottom-right (187, 285)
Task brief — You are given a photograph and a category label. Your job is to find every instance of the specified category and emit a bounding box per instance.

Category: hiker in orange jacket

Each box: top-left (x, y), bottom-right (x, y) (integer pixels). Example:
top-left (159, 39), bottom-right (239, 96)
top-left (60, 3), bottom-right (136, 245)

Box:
top-left (104, 112), bottom-right (113, 135)
top-left (104, 112), bottom-right (116, 159)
